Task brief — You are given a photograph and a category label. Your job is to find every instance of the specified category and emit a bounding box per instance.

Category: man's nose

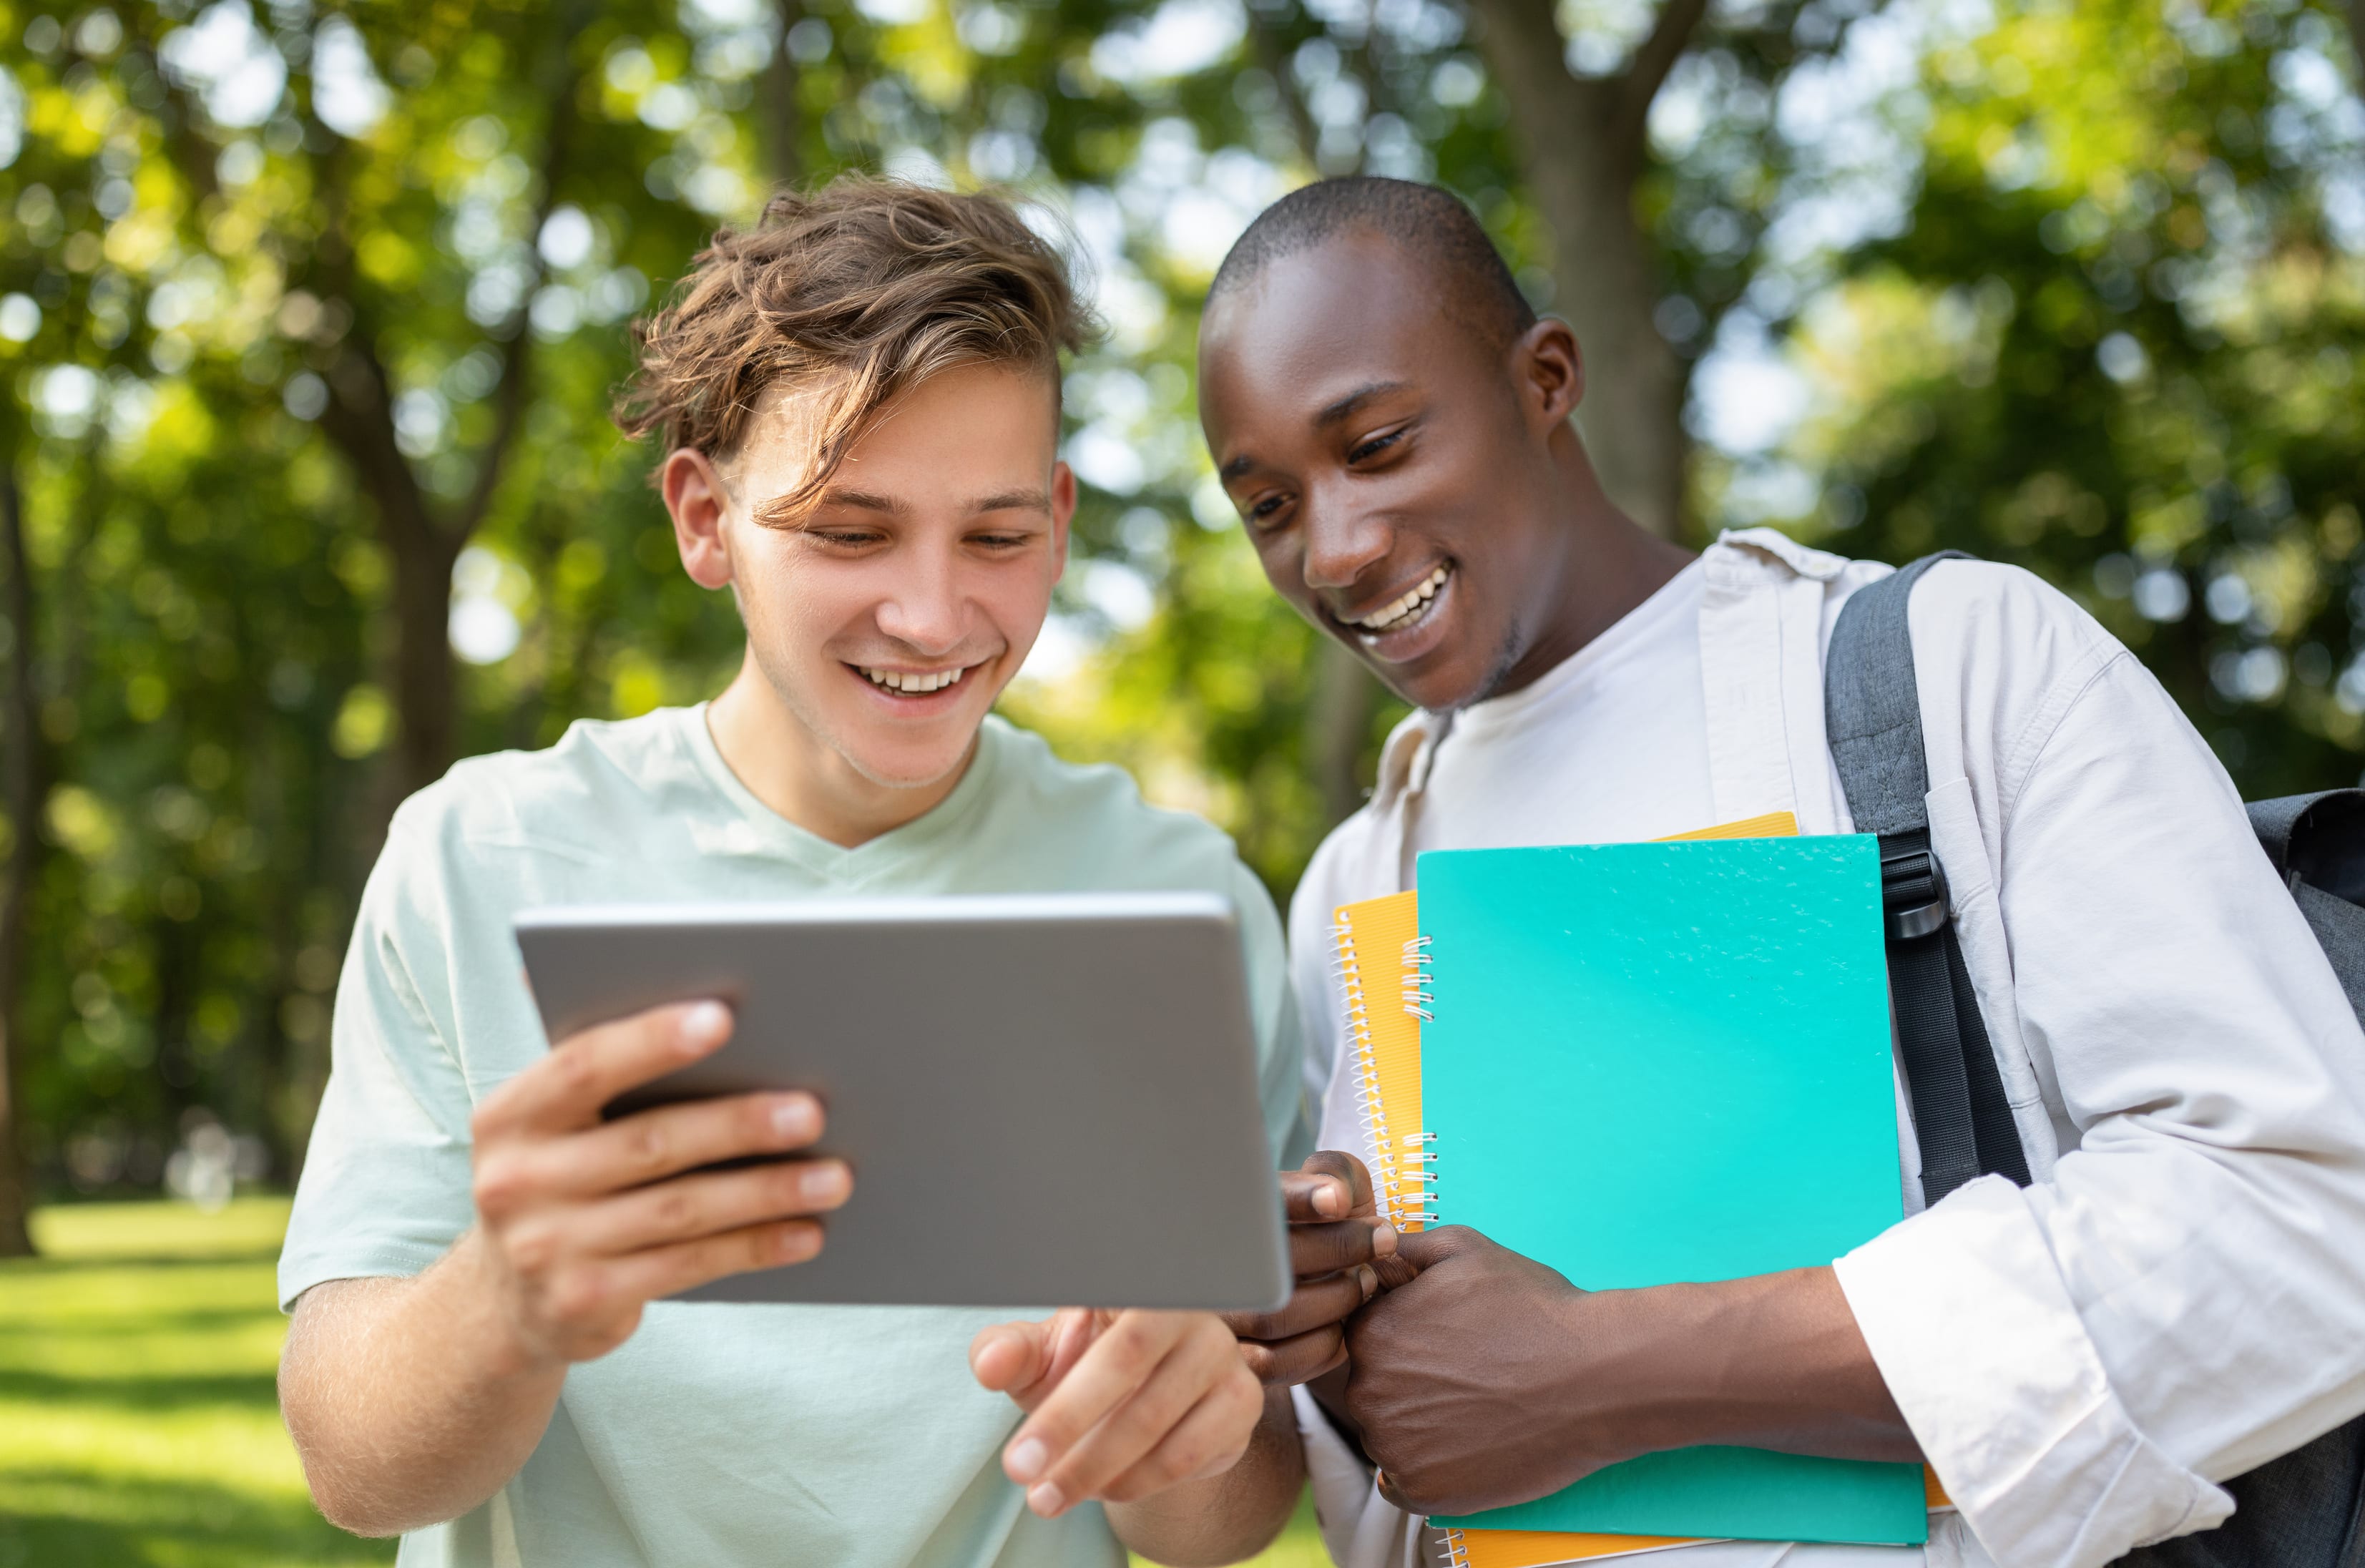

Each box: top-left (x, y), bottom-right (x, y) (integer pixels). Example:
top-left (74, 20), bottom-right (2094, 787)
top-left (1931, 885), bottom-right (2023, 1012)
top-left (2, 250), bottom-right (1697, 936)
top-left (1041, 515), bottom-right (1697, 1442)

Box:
top-left (873, 551), bottom-right (966, 654)
top-left (1301, 501), bottom-right (1394, 592)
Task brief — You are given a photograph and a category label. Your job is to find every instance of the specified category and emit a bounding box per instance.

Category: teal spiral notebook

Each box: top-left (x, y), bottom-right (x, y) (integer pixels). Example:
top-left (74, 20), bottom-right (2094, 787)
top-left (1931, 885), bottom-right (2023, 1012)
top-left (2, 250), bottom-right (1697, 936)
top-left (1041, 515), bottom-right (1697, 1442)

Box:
top-left (1415, 836), bottom-right (1926, 1544)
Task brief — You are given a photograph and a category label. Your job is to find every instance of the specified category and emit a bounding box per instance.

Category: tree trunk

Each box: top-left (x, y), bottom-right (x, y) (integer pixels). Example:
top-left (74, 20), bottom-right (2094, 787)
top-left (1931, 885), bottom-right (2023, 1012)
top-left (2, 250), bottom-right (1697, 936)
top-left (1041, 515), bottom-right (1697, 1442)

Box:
top-left (1462, 0), bottom-right (1705, 537)
top-left (303, 49), bottom-right (573, 820)
top-left (318, 340), bottom-right (464, 808)
top-left (150, 910), bottom-right (200, 1124)
top-left (764, 0), bottom-right (806, 190)
top-left (1244, 16), bottom-right (1390, 825)
top-left (1306, 635), bottom-right (1383, 830)
top-left (0, 436), bottom-right (42, 1257)
top-left (1522, 147), bottom-right (1688, 536)
top-left (391, 521), bottom-right (464, 800)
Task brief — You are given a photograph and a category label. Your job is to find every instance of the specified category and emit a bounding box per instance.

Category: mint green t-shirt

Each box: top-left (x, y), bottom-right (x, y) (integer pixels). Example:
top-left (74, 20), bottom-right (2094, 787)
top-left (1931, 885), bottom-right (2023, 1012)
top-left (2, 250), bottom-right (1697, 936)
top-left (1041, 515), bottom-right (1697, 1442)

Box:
top-left (279, 707), bottom-right (1308, 1568)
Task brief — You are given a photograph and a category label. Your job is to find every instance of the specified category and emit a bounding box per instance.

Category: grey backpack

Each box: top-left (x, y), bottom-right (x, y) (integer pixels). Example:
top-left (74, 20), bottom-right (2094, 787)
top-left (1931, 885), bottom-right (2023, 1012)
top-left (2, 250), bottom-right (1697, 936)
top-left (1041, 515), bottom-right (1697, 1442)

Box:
top-left (1826, 553), bottom-right (2365, 1568)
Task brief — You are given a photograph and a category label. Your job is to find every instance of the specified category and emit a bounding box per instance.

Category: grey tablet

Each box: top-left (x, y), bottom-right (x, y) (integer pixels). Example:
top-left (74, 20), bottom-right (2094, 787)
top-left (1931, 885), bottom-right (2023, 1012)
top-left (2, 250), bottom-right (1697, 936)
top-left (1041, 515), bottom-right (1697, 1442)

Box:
top-left (513, 893), bottom-right (1290, 1312)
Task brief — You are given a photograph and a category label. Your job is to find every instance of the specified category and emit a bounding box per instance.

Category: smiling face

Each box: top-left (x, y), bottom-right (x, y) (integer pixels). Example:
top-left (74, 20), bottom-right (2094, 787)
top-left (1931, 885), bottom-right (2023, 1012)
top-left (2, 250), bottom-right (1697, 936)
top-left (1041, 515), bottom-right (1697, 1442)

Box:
top-left (1198, 232), bottom-right (1596, 713)
top-left (665, 360), bottom-right (1072, 818)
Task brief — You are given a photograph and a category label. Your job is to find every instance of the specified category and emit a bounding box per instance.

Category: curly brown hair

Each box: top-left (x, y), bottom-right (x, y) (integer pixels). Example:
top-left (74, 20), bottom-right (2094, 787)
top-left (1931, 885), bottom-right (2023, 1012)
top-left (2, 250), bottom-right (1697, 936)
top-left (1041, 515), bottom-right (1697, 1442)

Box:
top-left (615, 177), bottom-right (1099, 524)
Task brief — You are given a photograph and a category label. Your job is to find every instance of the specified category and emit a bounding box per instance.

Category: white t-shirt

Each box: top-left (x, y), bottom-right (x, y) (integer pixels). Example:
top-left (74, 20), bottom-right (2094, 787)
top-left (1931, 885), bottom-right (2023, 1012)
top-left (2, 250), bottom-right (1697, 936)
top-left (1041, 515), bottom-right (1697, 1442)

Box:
top-left (1287, 558), bottom-right (1896, 1568)
top-left (1406, 559), bottom-right (1715, 870)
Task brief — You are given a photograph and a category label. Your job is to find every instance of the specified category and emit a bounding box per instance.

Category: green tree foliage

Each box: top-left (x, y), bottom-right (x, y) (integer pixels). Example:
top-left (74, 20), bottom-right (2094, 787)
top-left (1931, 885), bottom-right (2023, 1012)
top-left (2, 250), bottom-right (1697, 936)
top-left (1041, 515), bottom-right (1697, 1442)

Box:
top-left (0, 0), bottom-right (2360, 1245)
top-left (1761, 0), bottom-right (2365, 793)
top-left (0, 1), bottom-right (750, 1225)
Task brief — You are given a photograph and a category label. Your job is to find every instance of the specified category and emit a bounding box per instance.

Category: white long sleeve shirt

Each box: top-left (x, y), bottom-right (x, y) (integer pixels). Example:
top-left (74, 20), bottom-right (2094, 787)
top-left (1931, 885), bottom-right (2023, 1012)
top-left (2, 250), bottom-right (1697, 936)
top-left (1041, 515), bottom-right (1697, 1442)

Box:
top-left (1285, 529), bottom-right (2365, 1568)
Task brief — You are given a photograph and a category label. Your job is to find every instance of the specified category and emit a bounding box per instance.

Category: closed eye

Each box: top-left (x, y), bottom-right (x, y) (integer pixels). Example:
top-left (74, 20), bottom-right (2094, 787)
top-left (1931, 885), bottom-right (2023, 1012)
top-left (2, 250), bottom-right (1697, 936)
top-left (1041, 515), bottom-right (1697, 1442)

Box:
top-left (1349, 427), bottom-right (1408, 464)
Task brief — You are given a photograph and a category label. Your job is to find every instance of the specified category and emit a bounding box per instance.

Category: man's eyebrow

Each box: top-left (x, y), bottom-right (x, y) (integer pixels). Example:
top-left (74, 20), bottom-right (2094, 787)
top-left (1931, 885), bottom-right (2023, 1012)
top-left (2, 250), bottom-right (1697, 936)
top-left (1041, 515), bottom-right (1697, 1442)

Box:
top-left (815, 486), bottom-right (904, 515)
top-left (1213, 381), bottom-right (1412, 480)
top-left (971, 488), bottom-right (1051, 514)
top-left (1315, 381), bottom-right (1411, 429)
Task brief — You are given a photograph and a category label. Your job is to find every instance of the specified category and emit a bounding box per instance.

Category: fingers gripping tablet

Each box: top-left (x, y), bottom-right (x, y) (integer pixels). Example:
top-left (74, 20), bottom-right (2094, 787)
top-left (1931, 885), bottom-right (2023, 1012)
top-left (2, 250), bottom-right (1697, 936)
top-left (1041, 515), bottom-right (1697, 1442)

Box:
top-left (514, 893), bottom-right (1290, 1311)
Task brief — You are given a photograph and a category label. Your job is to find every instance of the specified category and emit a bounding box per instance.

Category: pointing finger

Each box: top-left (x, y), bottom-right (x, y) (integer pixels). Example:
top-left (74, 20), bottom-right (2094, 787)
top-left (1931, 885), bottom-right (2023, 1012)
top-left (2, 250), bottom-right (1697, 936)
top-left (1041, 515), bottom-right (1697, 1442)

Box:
top-left (1002, 1312), bottom-right (1183, 1497)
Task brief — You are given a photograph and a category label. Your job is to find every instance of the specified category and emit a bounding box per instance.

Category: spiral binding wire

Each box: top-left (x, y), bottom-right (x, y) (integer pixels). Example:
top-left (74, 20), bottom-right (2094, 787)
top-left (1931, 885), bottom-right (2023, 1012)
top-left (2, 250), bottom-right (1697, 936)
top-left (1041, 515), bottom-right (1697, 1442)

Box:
top-left (1437, 1527), bottom-right (1473, 1567)
top-left (1333, 908), bottom-right (1414, 1228)
top-left (1404, 934), bottom-right (1434, 1021)
top-left (1396, 1132), bottom-right (1437, 1225)
top-left (1400, 933), bottom-right (1441, 1223)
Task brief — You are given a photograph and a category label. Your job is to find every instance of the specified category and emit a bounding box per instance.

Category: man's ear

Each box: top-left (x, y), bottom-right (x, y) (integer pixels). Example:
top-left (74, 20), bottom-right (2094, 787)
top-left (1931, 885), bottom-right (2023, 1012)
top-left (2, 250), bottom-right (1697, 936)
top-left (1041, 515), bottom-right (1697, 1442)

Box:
top-left (1512, 318), bottom-right (1585, 437)
top-left (1049, 459), bottom-right (1077, 584)
top-left (660, 447), bottom-right (736, 591)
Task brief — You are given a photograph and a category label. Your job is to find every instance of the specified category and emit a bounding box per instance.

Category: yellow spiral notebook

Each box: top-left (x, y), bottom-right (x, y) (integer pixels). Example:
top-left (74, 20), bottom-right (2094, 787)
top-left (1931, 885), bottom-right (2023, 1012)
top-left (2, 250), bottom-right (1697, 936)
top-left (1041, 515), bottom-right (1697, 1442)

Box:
top-left (1327, 811), bottom-right (1950, 1568)
top-left (1332, 811), bottom-right (1800, 1237)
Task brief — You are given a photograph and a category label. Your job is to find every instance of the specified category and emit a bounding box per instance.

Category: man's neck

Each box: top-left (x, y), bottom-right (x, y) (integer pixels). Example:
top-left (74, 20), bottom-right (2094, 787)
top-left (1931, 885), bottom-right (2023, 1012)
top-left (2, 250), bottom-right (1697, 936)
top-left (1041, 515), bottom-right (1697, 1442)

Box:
top-left (704, 655), bottom-right (974, 849)
top-left (1485, 445), bottom-right (1697, 703)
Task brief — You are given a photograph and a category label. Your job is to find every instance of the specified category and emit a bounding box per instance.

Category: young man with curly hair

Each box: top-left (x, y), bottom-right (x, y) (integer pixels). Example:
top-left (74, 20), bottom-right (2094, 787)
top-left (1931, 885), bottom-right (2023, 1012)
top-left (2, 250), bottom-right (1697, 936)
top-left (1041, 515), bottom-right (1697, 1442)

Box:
top-left (274, 180), bottom-right (1326, 1568)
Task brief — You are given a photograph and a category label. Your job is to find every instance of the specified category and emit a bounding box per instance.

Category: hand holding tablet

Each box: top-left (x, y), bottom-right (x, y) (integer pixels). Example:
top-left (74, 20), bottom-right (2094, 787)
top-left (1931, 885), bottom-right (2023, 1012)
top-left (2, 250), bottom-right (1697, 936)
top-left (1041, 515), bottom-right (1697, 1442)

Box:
top-left (464, 999), bottom-right (851, 1369)
top-left (511, 892), bottom-right (1290, 1311)
top-left (510, 891), bottom-right (1294, 1521)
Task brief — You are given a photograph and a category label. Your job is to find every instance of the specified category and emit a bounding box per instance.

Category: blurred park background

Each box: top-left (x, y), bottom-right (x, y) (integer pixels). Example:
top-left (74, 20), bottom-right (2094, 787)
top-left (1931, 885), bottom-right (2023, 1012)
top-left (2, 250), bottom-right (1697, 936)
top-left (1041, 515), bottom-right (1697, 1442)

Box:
top-left (2, 0), bottom-right (2364, 1559)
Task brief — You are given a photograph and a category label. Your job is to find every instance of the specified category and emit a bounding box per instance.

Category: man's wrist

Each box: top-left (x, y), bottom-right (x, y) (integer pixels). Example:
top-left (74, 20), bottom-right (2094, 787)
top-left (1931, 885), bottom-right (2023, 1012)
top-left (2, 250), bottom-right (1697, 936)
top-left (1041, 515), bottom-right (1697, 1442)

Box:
top-left (1547, 1268), bottom-right (1918, 1466)
top-left (1108, 1386), bottom-right (1303, 1562)
top-left (1539, 1278), bottom-right (1710, 1464)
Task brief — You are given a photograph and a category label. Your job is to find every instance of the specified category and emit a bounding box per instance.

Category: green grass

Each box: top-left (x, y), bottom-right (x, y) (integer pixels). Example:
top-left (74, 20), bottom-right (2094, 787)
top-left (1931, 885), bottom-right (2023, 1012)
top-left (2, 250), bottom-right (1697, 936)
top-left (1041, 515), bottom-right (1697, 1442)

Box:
top-left (1, 1200), bottom-right (1327, 1567)
top-left (0, 1198), bottom-right (387, 1568)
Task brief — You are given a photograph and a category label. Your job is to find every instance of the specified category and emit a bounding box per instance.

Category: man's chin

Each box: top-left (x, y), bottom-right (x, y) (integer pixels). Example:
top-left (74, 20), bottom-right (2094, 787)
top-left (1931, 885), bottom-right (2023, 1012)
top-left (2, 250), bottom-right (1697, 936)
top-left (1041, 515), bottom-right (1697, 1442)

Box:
top-left (831, 734), bottom-right (979, 794)
top-left (1344, 637), bottom-right (1494, 715)
top-left (1373, 620), bottom-right (1527, 714)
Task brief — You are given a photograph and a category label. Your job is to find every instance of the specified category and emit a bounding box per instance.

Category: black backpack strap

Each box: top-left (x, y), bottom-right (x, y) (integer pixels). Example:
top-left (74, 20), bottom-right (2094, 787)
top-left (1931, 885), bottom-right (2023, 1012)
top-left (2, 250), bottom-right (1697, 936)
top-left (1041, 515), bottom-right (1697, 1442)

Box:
top-left (2251, 790), bottom-right (2365, 1019)
top-left (2251, 793), bottom-right (2329, 875)
top-left (2252, 790), bottom-right (2365, 906)
top-left (1826, 553), bottom-right (2031, 1203)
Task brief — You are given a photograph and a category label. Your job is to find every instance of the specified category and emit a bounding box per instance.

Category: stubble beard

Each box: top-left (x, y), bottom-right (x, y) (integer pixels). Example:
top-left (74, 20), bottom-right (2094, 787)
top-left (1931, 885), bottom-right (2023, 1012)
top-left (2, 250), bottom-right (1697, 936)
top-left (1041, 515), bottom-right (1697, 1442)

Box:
top-left (1459, 618), bottom-right (1532, 712)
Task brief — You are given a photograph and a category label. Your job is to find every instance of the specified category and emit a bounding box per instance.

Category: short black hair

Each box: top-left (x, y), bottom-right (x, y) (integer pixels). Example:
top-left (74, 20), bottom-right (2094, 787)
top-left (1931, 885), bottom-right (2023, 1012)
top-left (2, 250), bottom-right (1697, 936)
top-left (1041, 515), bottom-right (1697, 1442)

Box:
top-left (1207, 177), bottom-right (1536, 350)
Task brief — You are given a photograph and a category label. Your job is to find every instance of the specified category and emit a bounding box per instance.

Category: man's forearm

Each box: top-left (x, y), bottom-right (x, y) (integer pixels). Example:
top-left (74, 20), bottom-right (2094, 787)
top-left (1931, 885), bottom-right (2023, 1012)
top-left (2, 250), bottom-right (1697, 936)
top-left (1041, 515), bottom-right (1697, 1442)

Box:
top-left (1350, 1231), bottom-right (1921, 1517)
top-left (1591, 1265), bottom-right (1921, 1466)
top-left (1110, 1386), bottom-right (1303, 1567)
top-left (280, 1230), bottom-right (567, 1537)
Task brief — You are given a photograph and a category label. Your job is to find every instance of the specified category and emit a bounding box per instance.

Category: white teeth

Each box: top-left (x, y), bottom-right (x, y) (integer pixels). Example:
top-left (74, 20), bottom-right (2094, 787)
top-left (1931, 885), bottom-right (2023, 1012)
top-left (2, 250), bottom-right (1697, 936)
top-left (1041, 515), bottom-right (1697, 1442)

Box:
top-left (1356, 566), bottom-right (1451, 632)
top-left (862, 665), bottom-right (967, 693)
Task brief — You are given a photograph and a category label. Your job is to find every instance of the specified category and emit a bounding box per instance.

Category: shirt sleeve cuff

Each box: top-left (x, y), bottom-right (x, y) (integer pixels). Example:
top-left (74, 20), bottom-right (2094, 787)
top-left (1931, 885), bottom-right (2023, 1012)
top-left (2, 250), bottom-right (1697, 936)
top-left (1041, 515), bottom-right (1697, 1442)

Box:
top-left (1291, 1384), bottom-right (1426, 1568)
top-left (1833, 1176), bottom-right (2233, 1568)
top-left (277, 1238), bottom-right (446, 1311)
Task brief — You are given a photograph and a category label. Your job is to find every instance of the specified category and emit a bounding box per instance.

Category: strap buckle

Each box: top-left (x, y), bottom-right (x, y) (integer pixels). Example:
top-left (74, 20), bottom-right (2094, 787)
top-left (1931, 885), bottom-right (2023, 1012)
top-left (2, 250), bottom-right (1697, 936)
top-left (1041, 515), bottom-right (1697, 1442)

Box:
top-left (1879, 846), bottom-right (1950, 941)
